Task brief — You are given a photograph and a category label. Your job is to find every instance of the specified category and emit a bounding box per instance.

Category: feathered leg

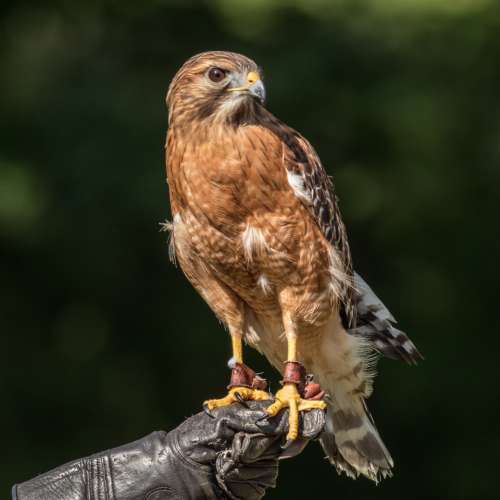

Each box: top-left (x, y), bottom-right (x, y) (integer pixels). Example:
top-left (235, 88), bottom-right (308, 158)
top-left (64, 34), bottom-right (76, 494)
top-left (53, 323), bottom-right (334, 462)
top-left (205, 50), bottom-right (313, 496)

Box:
top-left (169, 250), bottom-right (270, 410)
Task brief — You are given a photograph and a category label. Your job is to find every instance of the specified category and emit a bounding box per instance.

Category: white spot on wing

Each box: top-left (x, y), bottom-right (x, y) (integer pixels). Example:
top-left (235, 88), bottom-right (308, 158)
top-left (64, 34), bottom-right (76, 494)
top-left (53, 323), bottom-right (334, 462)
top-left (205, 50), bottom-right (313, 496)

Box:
top-left (287, 170), bottom-right (311, 204)
top-left (241, 224), bottom-right (268, 262)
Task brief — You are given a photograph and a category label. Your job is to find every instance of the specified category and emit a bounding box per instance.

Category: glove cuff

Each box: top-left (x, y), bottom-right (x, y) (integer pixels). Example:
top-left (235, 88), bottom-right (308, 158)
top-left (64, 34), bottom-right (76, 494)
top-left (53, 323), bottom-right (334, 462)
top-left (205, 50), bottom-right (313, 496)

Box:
top-left (13, 431), bottom-right (228, 500)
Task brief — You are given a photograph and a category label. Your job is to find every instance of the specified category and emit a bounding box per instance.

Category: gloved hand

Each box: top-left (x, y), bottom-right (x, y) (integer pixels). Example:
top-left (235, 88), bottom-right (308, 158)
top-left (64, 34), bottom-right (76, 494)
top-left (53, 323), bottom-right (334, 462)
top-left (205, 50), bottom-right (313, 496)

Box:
top-left (13, 400), bottom-right (325, 500)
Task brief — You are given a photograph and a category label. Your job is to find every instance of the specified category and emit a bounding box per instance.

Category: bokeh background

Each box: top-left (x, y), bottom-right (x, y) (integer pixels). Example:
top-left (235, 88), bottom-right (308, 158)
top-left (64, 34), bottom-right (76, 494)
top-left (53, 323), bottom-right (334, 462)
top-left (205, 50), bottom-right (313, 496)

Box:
top-left (1, 0), bottom-right (499, 498)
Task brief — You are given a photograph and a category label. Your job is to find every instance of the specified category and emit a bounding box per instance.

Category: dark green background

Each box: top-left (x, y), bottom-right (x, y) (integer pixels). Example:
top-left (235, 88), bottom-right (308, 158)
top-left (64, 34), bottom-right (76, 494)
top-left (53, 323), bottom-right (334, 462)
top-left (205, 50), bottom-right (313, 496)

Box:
top-left (1, 1), bottom-right (498, 498)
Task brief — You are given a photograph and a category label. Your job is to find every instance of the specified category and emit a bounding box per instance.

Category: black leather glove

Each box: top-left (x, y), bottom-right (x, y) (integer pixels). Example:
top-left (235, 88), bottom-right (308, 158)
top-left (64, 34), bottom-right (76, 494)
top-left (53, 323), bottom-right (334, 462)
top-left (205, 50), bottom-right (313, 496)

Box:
top-left (12, 401), bottom-right (325, 500)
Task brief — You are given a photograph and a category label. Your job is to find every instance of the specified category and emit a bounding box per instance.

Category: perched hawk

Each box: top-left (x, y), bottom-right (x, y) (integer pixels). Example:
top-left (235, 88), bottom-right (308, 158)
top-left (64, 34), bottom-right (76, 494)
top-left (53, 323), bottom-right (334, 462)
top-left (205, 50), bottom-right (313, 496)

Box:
top-left (165, 51), bottom-right (421, 482)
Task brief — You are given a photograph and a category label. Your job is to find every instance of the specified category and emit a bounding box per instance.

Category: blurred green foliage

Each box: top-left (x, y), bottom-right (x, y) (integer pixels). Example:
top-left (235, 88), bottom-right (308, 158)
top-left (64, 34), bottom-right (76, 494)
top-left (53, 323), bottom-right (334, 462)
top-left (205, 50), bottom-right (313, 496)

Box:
top-left (1, 1), bottom-right (499, 498)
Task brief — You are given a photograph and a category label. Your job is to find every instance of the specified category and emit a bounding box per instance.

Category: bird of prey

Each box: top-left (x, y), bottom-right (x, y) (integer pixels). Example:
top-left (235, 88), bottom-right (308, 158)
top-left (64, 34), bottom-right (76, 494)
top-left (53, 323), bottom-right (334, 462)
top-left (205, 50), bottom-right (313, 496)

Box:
top-left (165, 51), bottom-right (422, 482)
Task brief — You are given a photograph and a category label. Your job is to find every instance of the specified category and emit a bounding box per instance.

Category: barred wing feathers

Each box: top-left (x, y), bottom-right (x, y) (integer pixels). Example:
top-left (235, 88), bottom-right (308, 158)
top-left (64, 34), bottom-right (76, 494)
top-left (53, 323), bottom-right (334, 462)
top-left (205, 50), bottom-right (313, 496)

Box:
top-left (271, 123), bottom-right (355, 325)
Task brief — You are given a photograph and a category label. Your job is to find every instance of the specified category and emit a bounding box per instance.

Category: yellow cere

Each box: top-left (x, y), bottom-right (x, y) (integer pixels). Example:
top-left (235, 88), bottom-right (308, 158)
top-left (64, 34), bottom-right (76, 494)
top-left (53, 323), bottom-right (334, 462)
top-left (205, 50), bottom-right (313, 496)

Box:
top-left (246, 71), bottom-right (260, 84)
top-left (227, 71), bottom-right (261, 92)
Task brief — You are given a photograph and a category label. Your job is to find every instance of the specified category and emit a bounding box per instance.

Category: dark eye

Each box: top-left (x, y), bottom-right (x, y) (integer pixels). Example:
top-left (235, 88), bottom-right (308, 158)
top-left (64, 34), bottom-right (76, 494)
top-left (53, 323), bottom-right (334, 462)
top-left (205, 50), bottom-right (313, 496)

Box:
top-left (208, 67), bottom-right (226, 83)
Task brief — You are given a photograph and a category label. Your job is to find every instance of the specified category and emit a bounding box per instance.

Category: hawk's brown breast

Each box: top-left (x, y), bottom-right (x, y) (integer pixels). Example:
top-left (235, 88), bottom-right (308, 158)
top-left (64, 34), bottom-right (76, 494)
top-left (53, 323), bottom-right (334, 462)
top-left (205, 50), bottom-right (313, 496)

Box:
top-left (167, 124), bottom-right (335, 325)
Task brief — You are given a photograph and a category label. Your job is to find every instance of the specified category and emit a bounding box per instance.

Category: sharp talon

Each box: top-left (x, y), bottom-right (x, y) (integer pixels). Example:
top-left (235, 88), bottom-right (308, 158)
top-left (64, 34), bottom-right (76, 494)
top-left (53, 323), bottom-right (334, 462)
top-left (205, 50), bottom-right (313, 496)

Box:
top-left (203, 386), bottom-right (270, 412)
top-left (266, 382), bottom-right (326, 440)
top-left (203, 404), bottom-right (215, 418)
top-left (234, 391), bottom-right (249, 407)
top-left (281, 439), bottom-right (294, 450)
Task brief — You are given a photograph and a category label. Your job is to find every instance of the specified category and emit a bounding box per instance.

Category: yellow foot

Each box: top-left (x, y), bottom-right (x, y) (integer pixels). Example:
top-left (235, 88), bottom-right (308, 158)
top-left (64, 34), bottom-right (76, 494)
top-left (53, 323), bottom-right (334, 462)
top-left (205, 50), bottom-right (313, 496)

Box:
top-left (204, 386), bottom-right (270, 410)
top-left (266, 383), bottom-right (327, 441)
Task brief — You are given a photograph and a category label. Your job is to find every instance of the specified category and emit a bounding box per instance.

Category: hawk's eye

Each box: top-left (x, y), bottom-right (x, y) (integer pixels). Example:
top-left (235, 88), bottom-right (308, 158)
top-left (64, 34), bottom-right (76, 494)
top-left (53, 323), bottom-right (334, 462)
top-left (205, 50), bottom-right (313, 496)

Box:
top-left (208, 67), bottom-right (226, 83)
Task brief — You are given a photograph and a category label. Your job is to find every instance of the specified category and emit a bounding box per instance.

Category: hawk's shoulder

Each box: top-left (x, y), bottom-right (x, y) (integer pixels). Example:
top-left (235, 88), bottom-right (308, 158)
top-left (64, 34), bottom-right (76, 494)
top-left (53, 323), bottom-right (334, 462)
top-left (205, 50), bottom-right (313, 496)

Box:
top-left (261, 118), bottom-right (355, 327)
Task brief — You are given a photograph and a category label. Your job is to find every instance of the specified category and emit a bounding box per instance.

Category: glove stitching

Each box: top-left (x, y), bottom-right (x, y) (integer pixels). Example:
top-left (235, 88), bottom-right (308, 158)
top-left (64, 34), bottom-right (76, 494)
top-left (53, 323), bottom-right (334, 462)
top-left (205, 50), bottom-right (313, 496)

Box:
top-left (93, 457), bottom-right (101, 500)
top-left (167, 433), bottom-right (233, 499)
top-left (214, 450), bottom-right (245, 500)
top-left (89, 458), bottom-right (96, 500)
top-left (101, 455), bottom-right (113, 500)
top-left (214, 471), bottom-right (240, 500)
top-left (106, 453), bottom-right (117, 500)
top-left (144, 486), bottom-right (180, 500)
top-left (80, 460), bottom-right (90, 500)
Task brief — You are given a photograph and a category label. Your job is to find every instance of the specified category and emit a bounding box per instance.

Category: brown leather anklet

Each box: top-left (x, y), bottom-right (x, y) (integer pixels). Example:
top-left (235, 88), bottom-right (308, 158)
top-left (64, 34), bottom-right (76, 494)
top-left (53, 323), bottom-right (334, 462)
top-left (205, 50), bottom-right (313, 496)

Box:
top-left (228, 363), bottom-right (267, 390)
top-left (281, 361), bottom-right (306, 394)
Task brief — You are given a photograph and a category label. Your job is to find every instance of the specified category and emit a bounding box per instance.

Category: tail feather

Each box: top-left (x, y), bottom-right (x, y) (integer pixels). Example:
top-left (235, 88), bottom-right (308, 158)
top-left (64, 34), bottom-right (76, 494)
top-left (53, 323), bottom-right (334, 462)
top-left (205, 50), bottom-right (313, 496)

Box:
top-left (350, 272), bottom-right (423, 365)
top-left (319, 414), bottom-right (359, 480)
top-left (312, 317), bottom-right (394, 482)
top-left (320, 399), bottom-right (393, 483)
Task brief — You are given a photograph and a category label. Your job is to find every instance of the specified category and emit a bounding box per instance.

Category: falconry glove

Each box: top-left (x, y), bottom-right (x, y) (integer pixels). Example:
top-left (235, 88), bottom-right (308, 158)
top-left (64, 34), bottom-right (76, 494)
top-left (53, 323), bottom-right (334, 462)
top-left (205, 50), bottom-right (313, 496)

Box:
top-left (12, 401), bottom-right (325, 500)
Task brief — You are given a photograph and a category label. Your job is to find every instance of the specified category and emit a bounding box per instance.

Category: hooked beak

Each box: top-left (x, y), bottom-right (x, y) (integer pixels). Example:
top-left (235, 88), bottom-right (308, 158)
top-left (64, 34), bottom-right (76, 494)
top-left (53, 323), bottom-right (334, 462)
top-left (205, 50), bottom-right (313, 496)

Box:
top-left (227, 71), bottom-right (266, 104)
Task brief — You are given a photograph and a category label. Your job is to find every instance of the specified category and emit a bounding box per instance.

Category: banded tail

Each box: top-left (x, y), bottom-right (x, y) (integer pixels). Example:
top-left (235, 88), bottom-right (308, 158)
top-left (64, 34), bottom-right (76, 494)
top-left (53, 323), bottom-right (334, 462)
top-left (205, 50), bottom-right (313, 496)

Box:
top-left (312, 319), bottom-right (393, 482)
top-left (314, 273), bottom-right (421, 482)
top-left (320, 398), bottom-right (393, 482)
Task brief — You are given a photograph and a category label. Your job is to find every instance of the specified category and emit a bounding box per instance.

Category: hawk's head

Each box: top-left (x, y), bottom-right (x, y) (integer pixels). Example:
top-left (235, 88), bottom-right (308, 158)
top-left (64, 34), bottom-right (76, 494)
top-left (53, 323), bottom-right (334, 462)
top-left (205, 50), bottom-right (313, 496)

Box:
top-left (167, 51), bottom-right (266, 127)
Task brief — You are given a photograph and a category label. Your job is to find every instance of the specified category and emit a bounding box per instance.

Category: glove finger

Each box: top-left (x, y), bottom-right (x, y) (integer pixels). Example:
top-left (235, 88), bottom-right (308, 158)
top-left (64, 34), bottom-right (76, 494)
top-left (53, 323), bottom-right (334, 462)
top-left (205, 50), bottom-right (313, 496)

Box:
top-left (212, 401), bottom-right (279, 435)
top-left (233, 410), bottom-right (325, 464)
top-left (232, 432), bottom-right (284, 463)
top-left (278, 438), bottom-right (308, 459)
top-left (301, 408), bottom-right (326, 439)
top-left (213, 402), bottom-right (325, 443)
top-left (216, 456), bottom-right (278, 500)
top-left (254, 409), bottom-right (288, 434)
top-left (256, 407), bottom-right (326, 439)
top-left (216, 434), bottom-right (280, 500)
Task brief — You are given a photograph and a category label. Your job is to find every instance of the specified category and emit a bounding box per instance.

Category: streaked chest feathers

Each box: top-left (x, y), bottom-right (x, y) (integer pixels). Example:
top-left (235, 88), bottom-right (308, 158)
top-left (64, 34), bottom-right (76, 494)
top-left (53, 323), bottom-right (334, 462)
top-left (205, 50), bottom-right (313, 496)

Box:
top-left (168, 126), bottom-right (337, 322)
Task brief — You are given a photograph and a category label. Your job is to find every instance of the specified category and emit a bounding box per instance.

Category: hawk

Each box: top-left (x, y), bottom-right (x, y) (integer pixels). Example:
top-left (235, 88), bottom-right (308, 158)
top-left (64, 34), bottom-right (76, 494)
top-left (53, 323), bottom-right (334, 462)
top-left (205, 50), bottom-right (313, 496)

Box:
top-left (165, 51), bottom-right (422, 482)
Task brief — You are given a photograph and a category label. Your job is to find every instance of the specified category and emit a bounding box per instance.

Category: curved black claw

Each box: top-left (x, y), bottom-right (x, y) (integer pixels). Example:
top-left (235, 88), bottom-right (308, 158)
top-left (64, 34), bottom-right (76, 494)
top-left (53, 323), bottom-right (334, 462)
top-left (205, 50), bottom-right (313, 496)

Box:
top-left (233, 391), bottom-right (250, 408)
top-left (202, 403), bottom-right (216, 419)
